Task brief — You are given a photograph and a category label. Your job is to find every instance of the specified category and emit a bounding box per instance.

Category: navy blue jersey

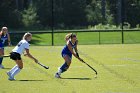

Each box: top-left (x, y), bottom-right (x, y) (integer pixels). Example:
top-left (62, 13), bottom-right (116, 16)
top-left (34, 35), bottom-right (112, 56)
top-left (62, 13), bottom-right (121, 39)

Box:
top-left (61, 40), bottom-right (77, 58)
top-left (0, 34), bottom-right (8, 48)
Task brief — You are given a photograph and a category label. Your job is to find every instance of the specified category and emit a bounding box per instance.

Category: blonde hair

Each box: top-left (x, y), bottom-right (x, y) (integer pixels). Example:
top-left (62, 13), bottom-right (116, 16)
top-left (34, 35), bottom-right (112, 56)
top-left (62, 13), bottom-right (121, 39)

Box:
top-left (65, 33), bottom-right (72, 41)
top-left (22, 32), bottom-right (32, 40)
top-left (65, 33), bottom-right (77, 41)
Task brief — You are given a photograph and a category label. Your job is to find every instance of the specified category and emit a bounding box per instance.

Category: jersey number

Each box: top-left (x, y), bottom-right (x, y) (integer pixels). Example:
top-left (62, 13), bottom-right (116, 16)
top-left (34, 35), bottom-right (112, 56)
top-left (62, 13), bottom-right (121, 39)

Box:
top-left (17, 42), bottom-right (22, 47)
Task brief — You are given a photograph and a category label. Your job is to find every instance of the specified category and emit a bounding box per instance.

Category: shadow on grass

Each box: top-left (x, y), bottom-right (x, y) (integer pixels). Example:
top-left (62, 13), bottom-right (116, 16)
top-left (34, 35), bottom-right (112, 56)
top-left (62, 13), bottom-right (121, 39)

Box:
top-left (61, 77), bottom-right (92, 80)
top-left (3, 68), bottom-right (11, 70)
top-left (17, 80), bottom-right (46, 81)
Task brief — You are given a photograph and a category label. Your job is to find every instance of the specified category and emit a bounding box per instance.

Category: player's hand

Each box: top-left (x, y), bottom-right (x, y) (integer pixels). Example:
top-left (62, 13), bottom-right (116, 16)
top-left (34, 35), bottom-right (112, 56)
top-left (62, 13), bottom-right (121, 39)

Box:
top-left (76, 52), bottom-right (79, 57)
top-left (34, 59), bottom-right (38, 63)
top-left (23, 53), bottom-right (28, 56)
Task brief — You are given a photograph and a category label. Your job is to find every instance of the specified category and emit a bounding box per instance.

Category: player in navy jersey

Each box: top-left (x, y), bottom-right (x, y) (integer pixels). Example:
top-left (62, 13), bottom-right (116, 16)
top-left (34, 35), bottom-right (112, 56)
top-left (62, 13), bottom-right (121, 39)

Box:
top-left (55, 33), bottom-right (83, 78)
top-left (7, 32), bottom-right (38, 80)
top-left (0, 27), bottom-right (11, 69)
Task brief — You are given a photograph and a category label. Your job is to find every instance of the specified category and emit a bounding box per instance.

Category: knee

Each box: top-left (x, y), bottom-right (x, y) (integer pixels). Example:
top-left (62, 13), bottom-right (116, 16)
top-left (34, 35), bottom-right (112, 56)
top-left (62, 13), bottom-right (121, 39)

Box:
top-left (66, 65), bottom-right (70, 69)
top-left (65, 62), bottom-right (71, 70)
top-left (17, 65), bottom-right (23, 69)
top-left (19, 66), bottom-right (23, 69)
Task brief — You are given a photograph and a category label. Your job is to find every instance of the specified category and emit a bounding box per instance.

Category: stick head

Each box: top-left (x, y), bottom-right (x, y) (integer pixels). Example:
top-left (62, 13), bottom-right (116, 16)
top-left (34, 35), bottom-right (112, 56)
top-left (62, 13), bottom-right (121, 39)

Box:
top-left (44, 66), bottom-right (49, 69)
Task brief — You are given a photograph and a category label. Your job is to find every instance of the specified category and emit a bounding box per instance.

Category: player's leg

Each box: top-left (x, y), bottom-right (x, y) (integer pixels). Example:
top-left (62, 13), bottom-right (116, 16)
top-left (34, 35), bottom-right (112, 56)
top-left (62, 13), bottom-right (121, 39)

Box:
top-left (11, 60), bottom-right (22, 77)
top-left (55, 55), bottom-right (71, 78)
top-left (7, 60), bottom-right (23, 80)
top-left (60, 55), bottom-right (71, 72)
top-left (7, 52), bottom-right (22, 80)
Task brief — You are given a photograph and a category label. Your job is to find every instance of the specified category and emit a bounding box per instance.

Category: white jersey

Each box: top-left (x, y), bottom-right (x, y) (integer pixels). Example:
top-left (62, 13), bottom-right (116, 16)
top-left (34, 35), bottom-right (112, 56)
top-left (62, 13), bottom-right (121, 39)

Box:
top-left (12, 40), bottom-right (30, 55)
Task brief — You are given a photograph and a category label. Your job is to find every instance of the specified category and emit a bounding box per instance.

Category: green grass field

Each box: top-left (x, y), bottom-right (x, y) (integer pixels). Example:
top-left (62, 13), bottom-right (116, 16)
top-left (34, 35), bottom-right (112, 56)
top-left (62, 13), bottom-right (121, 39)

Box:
top-left (0, 44), bottom-right (140, 93)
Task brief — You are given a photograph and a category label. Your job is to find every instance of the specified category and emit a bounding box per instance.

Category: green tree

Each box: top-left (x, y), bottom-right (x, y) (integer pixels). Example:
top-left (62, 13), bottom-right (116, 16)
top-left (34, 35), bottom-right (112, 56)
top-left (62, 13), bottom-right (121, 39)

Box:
top-left (62, 0), bottom-right (87, 28)
top-left (22, 4), bottom-right (40, 29)
top-left (0, 0), bottom-right (22, 28)
top-left (85, 0), bottom-right (102, 25)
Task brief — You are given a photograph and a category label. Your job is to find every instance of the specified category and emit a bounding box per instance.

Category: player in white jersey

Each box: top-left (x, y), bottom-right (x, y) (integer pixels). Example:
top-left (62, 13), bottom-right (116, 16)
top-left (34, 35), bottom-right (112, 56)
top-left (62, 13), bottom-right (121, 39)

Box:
top-left (7, 32), bottom-right (38, 80)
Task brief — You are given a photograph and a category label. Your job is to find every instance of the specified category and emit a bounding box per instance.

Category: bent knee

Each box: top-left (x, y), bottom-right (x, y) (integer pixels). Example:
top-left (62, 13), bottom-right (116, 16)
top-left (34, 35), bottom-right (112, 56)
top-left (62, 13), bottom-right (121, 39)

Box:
top-left (20, 67), bottom-right (23, 69)
top-left (18, 66), bottom-right (23, 69)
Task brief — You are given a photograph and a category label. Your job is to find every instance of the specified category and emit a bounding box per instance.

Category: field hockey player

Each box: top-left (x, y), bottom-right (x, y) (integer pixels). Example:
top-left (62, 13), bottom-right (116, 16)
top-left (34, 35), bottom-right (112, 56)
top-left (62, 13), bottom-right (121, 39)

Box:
top-left (7, 32), bottom-right (38, 80)
top-left (55, 33), bottom-right (83, 78)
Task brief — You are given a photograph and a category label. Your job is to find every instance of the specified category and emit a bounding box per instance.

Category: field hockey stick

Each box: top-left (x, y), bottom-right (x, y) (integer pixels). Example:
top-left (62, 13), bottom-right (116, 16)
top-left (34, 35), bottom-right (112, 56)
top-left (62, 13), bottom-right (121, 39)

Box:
top-left (36, 61), bottom-right (49, 69)
top-left (81, 60), bottom-right (98, 77)
top-left (0, 55), bottom-right (10, 58)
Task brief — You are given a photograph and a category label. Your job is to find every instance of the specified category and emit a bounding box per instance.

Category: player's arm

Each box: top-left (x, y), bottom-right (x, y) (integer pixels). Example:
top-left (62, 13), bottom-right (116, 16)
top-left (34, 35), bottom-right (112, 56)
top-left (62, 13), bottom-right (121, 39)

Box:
top-left (7, 33), bottom-right (11, 46)
top-left (67, 42), bottom-right (77, 58)
top-left (67, 41), bottom-right (82, 61)
top-left (24, 48), bottom-right (38, 63)
top-left (0, 31), bottom-right (2, 38)
top-left (74, 40), bottom-right (79, 57)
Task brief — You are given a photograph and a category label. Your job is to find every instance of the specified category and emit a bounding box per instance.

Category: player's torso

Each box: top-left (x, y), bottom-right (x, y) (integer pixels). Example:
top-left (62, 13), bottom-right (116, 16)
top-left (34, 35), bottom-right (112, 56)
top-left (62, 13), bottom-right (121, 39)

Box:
top-left (0, 34), bottom-right (8, 44)
top-left (12, 40), bottom-right (29, 54)
top-left (62, 40), bottom-right (76, 54)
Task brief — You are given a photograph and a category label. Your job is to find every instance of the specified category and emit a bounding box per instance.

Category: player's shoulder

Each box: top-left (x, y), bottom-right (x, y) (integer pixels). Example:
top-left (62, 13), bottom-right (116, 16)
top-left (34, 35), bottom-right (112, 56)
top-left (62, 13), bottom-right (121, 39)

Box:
top-left (20, 40), bottom-right (29, 44)
top-left (66, 40), bottom-right (71, 45)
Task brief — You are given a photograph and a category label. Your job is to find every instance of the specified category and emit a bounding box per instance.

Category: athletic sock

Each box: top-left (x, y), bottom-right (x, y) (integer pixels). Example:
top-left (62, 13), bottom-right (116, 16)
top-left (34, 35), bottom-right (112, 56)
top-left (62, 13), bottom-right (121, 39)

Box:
top-left (0, 57), bottom-right (3, 65)
top-left (57, 67), bottom-right (62, 75)
top-left (11, 66), bottom-right (21, 78)
top-left (9, 65), bottom-right (18, 73)
top-left (60, 62), bottom-right (68, 73)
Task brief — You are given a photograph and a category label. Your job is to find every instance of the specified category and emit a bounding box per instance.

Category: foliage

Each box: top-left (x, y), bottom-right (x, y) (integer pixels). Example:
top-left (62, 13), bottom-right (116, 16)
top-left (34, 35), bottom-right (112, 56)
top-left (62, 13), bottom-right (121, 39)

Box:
top-left (85, 0), bottom-right (102, 25)
top-left (22, 4), bottom-right (40, 29)
top-left (0, 1), bottom-right (22, 28)
top-left (88, 24), bottom-right (120, 30)
top-left (0, 0), bottom-right (140, 29)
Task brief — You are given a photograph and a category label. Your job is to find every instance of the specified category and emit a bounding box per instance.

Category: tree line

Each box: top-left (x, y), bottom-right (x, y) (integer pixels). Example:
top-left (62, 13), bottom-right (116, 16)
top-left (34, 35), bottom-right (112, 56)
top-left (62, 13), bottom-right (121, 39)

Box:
top-left (0, 0), bottom-right (140, 30)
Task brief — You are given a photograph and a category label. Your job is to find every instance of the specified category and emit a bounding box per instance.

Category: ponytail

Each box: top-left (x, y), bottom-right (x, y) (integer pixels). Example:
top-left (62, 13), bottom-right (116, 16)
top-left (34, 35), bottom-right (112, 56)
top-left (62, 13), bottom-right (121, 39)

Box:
top-left (65, 33), bottom-right (77, 41)
top-left (65, 33), bottom-right (72, 41)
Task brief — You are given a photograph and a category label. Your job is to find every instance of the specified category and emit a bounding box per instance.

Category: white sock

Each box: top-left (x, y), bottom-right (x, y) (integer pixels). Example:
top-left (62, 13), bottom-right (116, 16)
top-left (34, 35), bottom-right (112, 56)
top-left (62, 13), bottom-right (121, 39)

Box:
top-left (9, 65), bottom-right (18, 73)
top-left (57, 67), bottom-right (62, 75)
top-left (11, 66), bottom-right (21, 78)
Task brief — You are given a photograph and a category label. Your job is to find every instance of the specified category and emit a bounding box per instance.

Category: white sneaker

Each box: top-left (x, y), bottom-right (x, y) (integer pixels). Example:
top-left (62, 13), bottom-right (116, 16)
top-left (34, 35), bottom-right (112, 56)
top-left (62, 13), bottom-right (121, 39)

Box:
top-left (7, 72), bottom-right (15, 81)
top-left (0, 64), bottom-right (4, 69)
top-left (55, 73), bottom-right (61, 78)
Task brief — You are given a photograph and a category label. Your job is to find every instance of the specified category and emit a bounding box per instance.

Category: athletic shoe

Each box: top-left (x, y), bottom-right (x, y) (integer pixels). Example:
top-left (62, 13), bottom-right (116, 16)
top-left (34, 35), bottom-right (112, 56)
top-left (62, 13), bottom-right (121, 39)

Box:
top-left (55, 73), bottom-right (61, 78)
top-left (0, 64), bottom-right (4, 69)
top-left (7, 72), bottom-right (15, 81)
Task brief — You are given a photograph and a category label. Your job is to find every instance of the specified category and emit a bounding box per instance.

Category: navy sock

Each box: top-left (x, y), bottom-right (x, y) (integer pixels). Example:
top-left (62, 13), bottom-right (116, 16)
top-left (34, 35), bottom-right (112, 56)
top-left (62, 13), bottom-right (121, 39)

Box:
top-left (0, 57), bottom-right (3, 65)
top-left (60, 62), bottom-right (68, 73)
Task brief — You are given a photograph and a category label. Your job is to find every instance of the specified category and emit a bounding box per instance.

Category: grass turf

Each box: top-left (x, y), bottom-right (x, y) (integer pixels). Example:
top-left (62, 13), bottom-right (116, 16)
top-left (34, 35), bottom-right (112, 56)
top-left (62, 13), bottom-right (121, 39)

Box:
top-left (0, 44), bottom-right (140, 93)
